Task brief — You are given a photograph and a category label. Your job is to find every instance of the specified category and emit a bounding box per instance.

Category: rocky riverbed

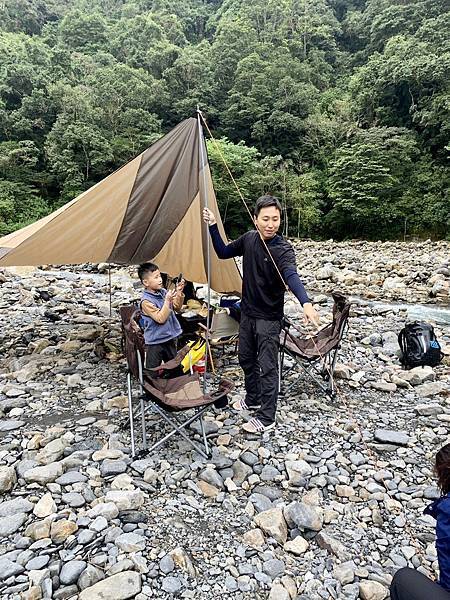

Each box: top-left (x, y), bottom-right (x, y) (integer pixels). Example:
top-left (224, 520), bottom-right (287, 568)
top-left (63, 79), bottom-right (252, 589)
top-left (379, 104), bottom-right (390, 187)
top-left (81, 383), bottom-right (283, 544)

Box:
top-left (0, 240), bottom-right (449, 600)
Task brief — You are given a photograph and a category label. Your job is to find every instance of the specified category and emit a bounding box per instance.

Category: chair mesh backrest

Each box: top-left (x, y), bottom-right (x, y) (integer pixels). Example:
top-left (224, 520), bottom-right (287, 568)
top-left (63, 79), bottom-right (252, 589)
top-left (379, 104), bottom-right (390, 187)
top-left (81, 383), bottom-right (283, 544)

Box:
top-left (210, 311), bottom-right (240, 338)
top-left (284, 292), bottom-right (351, 359)
top-left (119, 304), bottom-right (145, 379)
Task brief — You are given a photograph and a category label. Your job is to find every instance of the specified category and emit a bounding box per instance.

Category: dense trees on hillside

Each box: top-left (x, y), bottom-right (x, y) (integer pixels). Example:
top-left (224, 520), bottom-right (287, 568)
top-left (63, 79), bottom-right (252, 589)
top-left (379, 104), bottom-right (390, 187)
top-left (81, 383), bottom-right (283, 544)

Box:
top-left (0, 0), bottom-right (448, 239)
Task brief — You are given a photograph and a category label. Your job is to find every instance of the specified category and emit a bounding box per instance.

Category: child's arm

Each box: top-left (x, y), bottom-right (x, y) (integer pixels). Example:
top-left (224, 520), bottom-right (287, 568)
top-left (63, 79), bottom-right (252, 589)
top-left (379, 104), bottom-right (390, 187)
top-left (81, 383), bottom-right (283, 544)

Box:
top-left (142, 293), bottom-right (175, 324)
top-left (172, 279), bottom-right (185, 312)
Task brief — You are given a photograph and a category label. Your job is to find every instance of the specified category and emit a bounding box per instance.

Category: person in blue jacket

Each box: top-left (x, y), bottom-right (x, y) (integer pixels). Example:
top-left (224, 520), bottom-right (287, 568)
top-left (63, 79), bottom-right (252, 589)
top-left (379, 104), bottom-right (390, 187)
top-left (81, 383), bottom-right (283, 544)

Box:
top-left (390, 443), bottom-right (450, 599)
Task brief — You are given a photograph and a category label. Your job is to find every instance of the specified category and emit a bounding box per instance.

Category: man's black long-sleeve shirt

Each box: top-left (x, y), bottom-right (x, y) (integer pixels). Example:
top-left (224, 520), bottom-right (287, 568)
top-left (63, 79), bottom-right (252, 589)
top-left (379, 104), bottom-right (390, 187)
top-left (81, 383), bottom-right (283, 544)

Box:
top-left (208, 224), bottom-right (309, 320)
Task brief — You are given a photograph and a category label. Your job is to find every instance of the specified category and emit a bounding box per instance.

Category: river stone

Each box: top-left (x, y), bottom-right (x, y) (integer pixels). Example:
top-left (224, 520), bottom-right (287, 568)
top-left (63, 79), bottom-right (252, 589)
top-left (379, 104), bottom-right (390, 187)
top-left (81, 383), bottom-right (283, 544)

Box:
top-left (24, 462), bottom-right (64, 484)
top-left (254, 508), bottom-right (288, 544)
top-left (0, 512), bottom-right (27, 537)
top-left (285, 460), bottom-right (312, 485)
top-left (232, 460), bottom-right (253, 485)
top-left (0, 420), bottom-right (25, 432)
top-left (283, 536), bottom-right (309, 555)
top-left (400, 365), bottom-right (435, 385)
top-left (55, 471), bottom-right (87, 485)
top-left (36, 437), bottom-right (68, 464)
top-left (87, 502), bottom-right (119, 520)
top-left (248, 493), bottom-right (272, 513)
top-left (118, 510), bottom-right (148, 524)
top-left (0, 497), bottom-right (34, 517)
top-left (60, 560), bottom-right (87, 585)
top-left (25, 519), bottom-right (51, 540)
top-left (162, 576), bottom-right (182, 594)
top-left (414, 403), bottom-right (443, 416)
top-left (243, 528), bottom-right (265, 548)
top-left (100, 460), bottom-right (128, 477)
top-left (79, 571), bottom-right (141, 600)
top-left (0, 557), bottom-right (25, 580)
top-left (50, 519), bottom-right (78, 543)
top-left (316, 532), bottom-right (350, 561)
top-left (115, 533), bottom-right (146, 553)
top-left (253, 486), bottom-right (283, 501)
top-left (105, 490), bottom-right (145, 510)
top-left (197, 480), bottom-right (220, 497)
top-left (78, 529), bottom-right (96, 545)
top-left (159, 554), bottom-right (175, 574)
top-left (415, 381), bottom-right (445, 398)
top-left (199, 467), bottom-right (224, 489)
top-left (62, 492), bottom-right (85, 507)
top-left (268, 582), bottom-right (290, 600)
top-left (372, 381), bottom-right (397, 392)
top-left (263, 558), bottom-right (285, 579)
top-left (0, 465), bottom-right (17, 493)
top-left (33, 493), bottom-right (57, 518)
top-left (359, 580), bottom-right (389, 600)
top-left (26, 555), bottom-right (50, 570)
top-left (78, 565), bottom-right (105, 590)
top-left (284, 501), bottom-right (323, 532)
top-left (374, 430), bottom-right (410, 446)
top-left (333, 561), bottom-right (356, 585)
top-left (90, 516), bottom-right (108, 532)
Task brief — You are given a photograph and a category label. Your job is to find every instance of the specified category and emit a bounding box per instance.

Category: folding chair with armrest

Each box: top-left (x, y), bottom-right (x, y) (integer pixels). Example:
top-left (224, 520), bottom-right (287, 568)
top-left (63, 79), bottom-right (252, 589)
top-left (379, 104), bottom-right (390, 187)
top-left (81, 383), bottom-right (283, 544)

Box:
top-left (120, 305), bottom-right (233, 458)
top-left (279, 292), bottom-right (351, 398)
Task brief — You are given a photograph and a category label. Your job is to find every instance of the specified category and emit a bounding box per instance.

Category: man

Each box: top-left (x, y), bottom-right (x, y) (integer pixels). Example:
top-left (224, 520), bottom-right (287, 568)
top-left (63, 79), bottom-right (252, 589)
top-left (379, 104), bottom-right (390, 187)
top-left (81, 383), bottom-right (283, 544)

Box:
top-left (203, 195), bottom-right (319, 434)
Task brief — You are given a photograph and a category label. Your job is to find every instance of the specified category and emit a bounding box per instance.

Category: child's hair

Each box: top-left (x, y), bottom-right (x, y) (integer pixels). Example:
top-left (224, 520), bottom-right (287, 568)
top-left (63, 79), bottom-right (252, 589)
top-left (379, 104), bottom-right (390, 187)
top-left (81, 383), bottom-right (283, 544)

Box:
top-left (138, 262), bottom-right (159, 282)
top-left (435, 443), bottom-right (450, 495)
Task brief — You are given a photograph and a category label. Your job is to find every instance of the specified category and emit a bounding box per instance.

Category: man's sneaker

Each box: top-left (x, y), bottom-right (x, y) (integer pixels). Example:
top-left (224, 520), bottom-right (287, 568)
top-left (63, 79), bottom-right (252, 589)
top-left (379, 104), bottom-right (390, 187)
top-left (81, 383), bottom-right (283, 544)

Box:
top-left (232, 398), bottom-right (260, 412)
top-left (242, 418), bottom-right (275, 434)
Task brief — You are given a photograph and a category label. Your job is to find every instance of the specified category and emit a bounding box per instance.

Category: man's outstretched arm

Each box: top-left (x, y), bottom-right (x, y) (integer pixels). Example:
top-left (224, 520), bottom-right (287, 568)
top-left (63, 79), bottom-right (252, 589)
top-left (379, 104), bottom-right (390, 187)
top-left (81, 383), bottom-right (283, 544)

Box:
top-left (283, 267), bottom-right (320, 329)
top-left (203, 208), bottom-right (243, 259)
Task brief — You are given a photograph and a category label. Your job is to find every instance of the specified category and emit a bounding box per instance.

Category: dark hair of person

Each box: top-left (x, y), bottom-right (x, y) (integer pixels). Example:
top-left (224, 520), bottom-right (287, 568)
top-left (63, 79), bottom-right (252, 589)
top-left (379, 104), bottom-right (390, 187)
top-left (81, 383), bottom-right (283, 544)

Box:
top-left (137, 262), bottom-right (159, 282)
top-left (253, 194), bottom-right (282, 217)
top-left (435, 443), bottom-right (450, 495)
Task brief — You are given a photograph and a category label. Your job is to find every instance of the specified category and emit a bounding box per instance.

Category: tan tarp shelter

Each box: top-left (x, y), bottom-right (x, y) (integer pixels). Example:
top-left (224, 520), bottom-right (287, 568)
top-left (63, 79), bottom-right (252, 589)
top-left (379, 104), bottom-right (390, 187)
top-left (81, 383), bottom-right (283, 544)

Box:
top-left (0, 118), bottom-right (241, 293)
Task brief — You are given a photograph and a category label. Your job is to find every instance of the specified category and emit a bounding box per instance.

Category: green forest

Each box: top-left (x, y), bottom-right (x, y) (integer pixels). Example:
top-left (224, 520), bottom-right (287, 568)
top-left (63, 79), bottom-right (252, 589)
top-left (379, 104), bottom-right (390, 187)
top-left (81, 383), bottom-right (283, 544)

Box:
top-left (0, 0), bottom-right (448, 240)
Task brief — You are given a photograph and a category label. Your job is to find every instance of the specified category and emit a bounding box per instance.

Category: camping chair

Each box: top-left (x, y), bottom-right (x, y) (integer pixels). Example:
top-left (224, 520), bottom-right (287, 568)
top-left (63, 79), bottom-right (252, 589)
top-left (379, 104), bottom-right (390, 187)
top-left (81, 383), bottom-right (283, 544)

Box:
top-left (279, 292), bottom-right (351, 398)
top-left (120, 305), bottom-right (233, 458)
top-left (198, 310), bottom-right (240, 374)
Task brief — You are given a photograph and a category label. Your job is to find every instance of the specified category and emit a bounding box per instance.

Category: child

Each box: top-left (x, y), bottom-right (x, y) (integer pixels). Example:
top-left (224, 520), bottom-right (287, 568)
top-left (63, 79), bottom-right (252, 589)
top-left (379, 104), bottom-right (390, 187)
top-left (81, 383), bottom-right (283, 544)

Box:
top-left (390, 443), bottom-right (450, 599)
top-left (138, 262), bottom-right (185, 370)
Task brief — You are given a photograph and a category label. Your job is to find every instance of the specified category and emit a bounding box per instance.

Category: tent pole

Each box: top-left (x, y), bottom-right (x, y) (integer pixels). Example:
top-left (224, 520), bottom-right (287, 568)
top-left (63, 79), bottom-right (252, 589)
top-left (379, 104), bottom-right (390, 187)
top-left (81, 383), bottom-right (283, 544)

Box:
top-left (197, 107), bottom-right (212, 393)
top-left (108, 263), bottom-right (112, 317)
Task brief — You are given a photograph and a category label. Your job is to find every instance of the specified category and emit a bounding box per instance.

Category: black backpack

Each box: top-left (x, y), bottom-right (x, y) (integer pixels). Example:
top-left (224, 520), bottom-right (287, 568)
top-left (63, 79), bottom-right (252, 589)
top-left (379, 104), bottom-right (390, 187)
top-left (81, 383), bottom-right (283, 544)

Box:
top-left (398, 321), bottom-right (444, 369)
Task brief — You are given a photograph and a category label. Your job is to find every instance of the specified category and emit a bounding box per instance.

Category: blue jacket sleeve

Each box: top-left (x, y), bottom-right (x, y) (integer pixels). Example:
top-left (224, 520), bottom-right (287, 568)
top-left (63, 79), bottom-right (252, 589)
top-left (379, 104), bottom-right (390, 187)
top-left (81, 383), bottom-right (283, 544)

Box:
top-left (208, 223), bottom-right (243, 259)
top-left (283, 268), bottom-right (310, 306)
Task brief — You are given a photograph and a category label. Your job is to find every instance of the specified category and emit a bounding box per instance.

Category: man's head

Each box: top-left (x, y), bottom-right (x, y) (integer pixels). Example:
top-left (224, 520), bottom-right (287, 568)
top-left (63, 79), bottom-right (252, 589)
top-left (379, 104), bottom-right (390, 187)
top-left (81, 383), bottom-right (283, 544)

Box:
top-left (253, 195), bottom-right (282, 240)
top-left (138, 262), bottom-right (163, 291)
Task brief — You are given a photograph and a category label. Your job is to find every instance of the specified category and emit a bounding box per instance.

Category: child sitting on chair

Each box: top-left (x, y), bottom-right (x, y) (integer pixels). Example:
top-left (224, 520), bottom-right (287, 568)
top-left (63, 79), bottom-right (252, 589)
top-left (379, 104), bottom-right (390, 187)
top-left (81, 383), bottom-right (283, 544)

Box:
top-left (138, 262), bottom-right (185, 370)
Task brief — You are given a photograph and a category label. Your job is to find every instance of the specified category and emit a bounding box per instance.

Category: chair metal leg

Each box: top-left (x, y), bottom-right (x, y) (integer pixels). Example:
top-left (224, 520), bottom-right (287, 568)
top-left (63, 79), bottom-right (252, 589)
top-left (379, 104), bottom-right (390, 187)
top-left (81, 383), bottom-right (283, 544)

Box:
top-left (278, 353), bottom-right (281, 394)
top-left (140, 392), bottom-right (147, 450)
top-left (127, 372), bottom-right (136, 458)
top-left (198, 411), bottom-right (209, 457)
top-left (146, 403), bottom-right (211, 458)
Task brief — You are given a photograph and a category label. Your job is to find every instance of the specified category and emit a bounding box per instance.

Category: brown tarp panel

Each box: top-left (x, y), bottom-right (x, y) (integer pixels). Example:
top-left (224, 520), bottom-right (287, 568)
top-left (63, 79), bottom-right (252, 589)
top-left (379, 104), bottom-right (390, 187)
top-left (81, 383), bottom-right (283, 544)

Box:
top-left (0, 117), bottom-right (242, 294)
top-left (0, 157), bottom-right (141, 266)
top-left (108, 119), bottom-right (200, 263)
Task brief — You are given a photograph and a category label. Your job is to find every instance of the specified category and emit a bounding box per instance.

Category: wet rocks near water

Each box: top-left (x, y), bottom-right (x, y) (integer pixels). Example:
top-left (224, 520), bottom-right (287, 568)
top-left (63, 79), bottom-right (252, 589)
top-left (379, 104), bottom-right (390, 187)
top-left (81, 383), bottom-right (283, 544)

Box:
top-left (0, 245), bottom-right (449, 599)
